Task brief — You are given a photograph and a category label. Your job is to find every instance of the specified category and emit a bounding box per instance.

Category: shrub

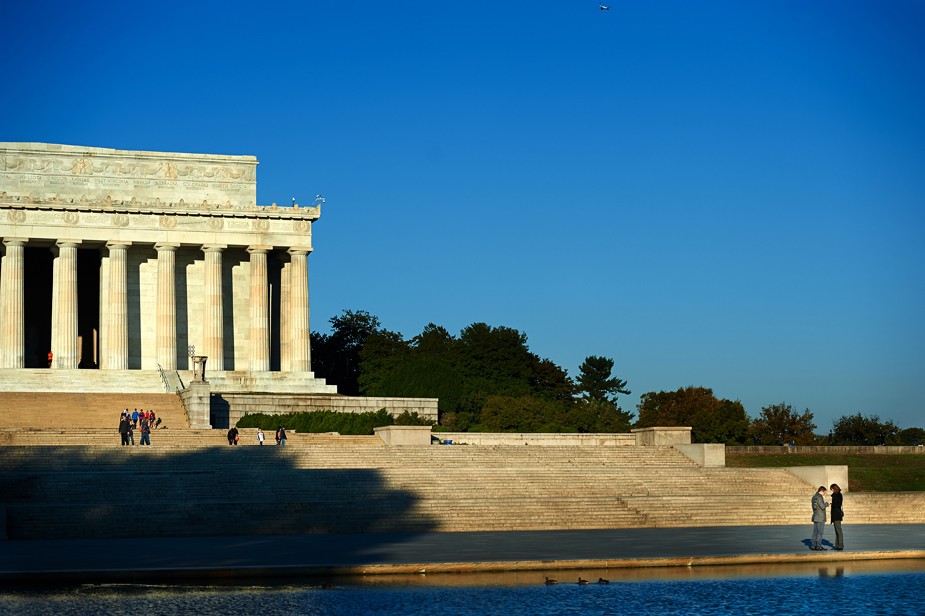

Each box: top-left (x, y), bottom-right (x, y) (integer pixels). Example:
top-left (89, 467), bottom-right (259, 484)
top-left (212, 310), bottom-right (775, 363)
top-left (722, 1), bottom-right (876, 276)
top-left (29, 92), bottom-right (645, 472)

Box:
top-left (236, 409), bottom-right (408, 435)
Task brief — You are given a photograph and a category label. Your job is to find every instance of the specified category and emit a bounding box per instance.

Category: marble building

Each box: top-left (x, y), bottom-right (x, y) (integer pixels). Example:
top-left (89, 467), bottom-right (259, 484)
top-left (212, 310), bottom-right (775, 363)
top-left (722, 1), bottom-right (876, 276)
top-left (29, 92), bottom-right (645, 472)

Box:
top-left (0, 142), bottom-right (336, 394)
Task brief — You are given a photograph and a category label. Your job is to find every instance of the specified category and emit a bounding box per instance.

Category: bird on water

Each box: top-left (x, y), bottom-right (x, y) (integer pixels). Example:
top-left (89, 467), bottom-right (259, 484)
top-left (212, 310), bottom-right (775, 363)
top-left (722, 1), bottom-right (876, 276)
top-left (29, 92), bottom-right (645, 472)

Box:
top-left (545, 577), bottom-right (558, 585)
top-left (578, 578), bottom-right (589, 585)
top-left (598, 578), bottom-right (610, 584)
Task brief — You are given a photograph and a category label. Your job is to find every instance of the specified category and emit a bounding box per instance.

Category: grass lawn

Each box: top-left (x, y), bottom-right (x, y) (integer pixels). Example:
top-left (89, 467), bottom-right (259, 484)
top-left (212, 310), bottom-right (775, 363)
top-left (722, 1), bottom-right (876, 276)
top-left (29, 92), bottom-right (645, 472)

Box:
top-left (725, 453), bottom-right (925, 492)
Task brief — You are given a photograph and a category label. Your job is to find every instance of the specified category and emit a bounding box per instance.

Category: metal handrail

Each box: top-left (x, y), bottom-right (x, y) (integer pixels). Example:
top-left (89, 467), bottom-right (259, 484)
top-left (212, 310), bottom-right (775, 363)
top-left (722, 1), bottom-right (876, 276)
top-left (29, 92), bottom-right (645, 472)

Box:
top-left (157, 363), bottom-right (171, 393)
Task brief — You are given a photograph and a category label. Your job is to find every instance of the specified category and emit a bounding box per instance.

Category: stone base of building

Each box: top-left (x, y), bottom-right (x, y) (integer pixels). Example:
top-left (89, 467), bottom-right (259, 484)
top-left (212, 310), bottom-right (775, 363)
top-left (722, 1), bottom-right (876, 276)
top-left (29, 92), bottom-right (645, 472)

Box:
top-left (0, 368), bottom-right (338, 395)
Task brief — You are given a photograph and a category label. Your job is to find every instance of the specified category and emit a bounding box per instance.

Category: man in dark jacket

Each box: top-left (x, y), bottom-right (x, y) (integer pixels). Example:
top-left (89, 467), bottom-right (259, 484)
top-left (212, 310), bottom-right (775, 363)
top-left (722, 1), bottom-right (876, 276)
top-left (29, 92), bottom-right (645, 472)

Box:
top-left (119, 413), bottom-right (131, 446)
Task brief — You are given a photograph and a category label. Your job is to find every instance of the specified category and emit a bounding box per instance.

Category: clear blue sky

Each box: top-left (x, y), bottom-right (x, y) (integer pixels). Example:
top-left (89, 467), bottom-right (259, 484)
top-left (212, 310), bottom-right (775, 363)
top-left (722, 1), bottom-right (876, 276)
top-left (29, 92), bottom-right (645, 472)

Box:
top-left (5, 1), bottom-right (924, 430)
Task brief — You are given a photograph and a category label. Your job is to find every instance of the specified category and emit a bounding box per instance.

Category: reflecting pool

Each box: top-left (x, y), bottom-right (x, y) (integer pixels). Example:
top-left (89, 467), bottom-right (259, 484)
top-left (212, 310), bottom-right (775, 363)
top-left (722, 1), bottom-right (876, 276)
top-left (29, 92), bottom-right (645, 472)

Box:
top-left (3, 560), bottom-right (924, 616)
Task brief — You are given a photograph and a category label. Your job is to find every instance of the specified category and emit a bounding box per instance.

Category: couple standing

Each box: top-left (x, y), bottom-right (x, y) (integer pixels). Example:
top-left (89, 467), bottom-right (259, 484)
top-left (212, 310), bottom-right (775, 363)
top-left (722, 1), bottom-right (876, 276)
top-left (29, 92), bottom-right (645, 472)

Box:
top-left (811, 484), bottom-right (844, 550)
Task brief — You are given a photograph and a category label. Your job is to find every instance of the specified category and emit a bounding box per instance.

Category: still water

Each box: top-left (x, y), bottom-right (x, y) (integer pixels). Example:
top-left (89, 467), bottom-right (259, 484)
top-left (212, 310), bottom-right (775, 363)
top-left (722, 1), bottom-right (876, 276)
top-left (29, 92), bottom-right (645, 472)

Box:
top-left (3, 561), bottom-right (924, 616)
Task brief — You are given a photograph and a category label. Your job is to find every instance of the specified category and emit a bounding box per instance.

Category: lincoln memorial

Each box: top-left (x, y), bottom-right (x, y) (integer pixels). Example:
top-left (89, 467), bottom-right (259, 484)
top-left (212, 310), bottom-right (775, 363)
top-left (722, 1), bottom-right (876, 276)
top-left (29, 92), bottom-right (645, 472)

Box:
top-left (0, 142), bottom-right (337, 395)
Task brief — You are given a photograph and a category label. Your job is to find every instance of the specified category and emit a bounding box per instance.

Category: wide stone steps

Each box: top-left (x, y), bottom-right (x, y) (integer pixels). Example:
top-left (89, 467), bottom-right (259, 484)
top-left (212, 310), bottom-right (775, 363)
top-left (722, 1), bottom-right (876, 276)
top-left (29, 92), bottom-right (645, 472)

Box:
top-left (13, 493), bottom-right (920, 538)
top-left (1, 467), bottom-right (810, 504)
top-left (0, 369), bottom-right (168, 394)
top-left (0, 430), bottom-right (381, 447)
top-left (3, 443), bottom-right (919, 539)
top-left (0, 441), bottom-right (698, 468)
top-left (0, 393), bottom-right (189, 430)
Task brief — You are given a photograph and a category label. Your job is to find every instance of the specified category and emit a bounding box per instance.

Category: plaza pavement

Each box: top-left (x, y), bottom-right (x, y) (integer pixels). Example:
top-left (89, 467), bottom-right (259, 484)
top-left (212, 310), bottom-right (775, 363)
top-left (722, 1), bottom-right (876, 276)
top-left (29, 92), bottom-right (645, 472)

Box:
top-left (2, 524), bottom-right (924, 584)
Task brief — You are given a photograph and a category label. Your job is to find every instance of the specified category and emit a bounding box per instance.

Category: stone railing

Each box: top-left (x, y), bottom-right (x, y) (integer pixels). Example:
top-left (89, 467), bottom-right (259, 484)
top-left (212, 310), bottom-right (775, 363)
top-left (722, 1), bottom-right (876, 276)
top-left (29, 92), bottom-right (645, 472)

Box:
top-left (728, 446), bottom-right (925, 455)
top-left (434, 433), bottom-right (636, 447)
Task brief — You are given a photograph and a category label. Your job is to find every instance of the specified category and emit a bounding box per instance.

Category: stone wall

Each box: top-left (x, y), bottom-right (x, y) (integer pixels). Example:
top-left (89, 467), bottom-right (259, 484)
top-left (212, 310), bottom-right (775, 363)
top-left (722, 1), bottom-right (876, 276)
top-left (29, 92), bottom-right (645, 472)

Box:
top-left (728, 446), bottom-right (925, 455)
top-left (215, 393), bottom-right (439, 429)
top-left (434, 432), bottom-right (636, 446)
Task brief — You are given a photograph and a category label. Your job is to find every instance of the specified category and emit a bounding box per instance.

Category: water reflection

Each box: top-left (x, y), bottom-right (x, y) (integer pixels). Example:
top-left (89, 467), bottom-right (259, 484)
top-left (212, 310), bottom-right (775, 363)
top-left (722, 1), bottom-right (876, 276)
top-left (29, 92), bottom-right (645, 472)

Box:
top-left (3, 561), bottom-right (924, 616)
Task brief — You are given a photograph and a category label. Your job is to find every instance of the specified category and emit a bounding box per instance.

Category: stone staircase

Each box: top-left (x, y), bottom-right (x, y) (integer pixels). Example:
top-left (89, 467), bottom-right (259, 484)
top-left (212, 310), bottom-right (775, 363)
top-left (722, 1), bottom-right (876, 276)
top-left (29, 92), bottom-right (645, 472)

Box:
top-left (2, 442), bottom-right (921, 540)
top-left (0, 429), bottom-right (381, 447)
top-left (0, 369), bottom-right (168, 393)
top-left (0, 393), bottom-right (189, 430)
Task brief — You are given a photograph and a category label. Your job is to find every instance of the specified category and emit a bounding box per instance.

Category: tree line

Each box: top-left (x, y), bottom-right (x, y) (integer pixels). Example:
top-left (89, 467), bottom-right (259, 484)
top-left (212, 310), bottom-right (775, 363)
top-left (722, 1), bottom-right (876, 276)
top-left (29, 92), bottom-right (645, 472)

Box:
top-left (310, 310), bottom-right (924, 445)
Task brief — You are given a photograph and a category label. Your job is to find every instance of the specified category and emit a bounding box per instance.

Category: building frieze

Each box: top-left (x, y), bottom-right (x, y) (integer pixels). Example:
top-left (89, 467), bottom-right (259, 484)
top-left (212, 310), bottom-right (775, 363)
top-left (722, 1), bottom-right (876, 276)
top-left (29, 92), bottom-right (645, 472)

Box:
top-left (0, 192), bottom-right (320, 221)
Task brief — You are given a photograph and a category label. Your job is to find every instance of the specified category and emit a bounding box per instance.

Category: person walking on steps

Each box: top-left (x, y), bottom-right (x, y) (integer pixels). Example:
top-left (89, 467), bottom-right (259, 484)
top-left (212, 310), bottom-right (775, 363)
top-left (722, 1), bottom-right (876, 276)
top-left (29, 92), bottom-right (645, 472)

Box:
top-left (277, 426), bottom-right (287, 446)
top-left (830, 483), bottom-right (844, 550)
top-left (119, 413), bottom-right (131, 446)
top-left (811, 486), bottom-right (829, 550)
top-left (257, 428), bottom-right (265, 445)
top-left (140, 418), bottom-right (151, 446)
top-left (228, 427), bottom-right (239, 445)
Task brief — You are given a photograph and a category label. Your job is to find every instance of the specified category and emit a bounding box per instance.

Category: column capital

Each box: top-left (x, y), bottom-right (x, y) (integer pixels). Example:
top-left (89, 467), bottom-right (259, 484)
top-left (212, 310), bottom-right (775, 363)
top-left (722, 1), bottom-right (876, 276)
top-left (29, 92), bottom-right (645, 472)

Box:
top-left (55, 240), bottom-right (82, 249)
top-left (247, 245), bottom-right (272, 255)
top-left (106, 241), bottom-right (132, 250)
top-left (155, 243), bottom-right (180, 253)
top-left (2, 238), bottom-right (28, 247)
top-left (201, 244), bottom-right (227, 253)
top-left (287, 246), bottom-right (313, 256)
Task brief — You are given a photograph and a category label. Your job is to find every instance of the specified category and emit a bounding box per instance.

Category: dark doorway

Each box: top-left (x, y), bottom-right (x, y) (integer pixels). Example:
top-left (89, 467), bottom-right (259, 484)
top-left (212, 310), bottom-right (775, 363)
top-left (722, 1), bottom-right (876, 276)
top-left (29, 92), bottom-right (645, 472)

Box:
top-left (269, 253), bottom-right (282, 372)
top-left (23, 247), bottom-right (53, 368)
top-left (76, 249), bottom-right (100, 369)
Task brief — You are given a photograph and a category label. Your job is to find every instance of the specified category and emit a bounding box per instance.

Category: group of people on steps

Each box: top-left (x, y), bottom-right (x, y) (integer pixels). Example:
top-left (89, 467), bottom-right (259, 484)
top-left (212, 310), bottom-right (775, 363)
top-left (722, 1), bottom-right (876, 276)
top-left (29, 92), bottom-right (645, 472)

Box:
top-left (118, 409), bottom-right (156, 446)
top-left (227, 426), bottom-right (287, 446)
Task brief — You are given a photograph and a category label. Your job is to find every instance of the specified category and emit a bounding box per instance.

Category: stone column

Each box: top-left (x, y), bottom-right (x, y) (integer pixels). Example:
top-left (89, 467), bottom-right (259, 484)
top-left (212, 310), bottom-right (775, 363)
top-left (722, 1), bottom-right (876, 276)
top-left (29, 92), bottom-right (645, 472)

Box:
top-left (247, 246), bottom-right (270, 372)
top-left (202, 245), bottom-right (225, 371)
top-left (156, 244), bottom-right (179, 370)
top-left (288, 247), bottom-right (312, 372)
top-left (0, 239), bottom-right (26, 368)
top-left (54, 241), bottom-right (80, 370)
top-left (106, 242), bottom-right (130, 370)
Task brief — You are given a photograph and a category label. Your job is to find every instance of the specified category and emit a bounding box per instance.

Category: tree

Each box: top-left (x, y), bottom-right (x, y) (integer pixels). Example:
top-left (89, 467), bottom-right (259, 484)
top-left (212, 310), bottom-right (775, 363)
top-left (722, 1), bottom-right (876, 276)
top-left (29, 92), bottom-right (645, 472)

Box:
top-left (894, 427), bottom-right (925, 446)
top-left (576, 356), bottom-right (630, 404)
top-left (568, 399), bottom-right (635, 433)
top-left (636, 386), bottom-right (750, 444)
top-left (831, 413), bottom-right (899, 446)
top-left (311, 310), bottom-right (381, 396)
top-left (751, 403), bottom-right (816, 446)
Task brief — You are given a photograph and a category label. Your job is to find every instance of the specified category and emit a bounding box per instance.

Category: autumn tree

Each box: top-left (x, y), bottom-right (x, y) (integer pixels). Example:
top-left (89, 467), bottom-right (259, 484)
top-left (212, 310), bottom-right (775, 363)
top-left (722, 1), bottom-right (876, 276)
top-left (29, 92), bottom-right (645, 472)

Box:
top-left (636, 386), bottom-right (750, 444)
top-left (750, 402), bottom-right (816, 446)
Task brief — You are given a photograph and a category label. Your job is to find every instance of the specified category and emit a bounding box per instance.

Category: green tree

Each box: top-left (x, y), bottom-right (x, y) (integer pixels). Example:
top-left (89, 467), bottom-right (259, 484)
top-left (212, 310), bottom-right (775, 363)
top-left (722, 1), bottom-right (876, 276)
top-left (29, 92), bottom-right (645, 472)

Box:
top-left (311, 310), bottom-right (381, 396)
top-left (750, 402), bottom-right (816, 446)
top-left (831, 413), bottom-right (899, 446)
top-left (358, 320), bottom-right (580, 431)
top-left (636, 386), bottom-right (749, 444)
top-left (576, 356), bottom-right (630, 403)
top-left (894, 427), bottom-right (925, 446)
top-left (569, 399), bottom-right (635, 433)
